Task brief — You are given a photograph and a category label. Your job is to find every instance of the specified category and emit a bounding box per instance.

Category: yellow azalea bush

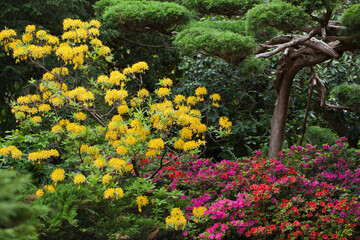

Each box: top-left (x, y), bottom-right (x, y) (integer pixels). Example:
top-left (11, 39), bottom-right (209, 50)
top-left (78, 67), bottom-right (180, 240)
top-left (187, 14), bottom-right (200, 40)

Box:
top-left (0, 18), bottom-right (232, 234)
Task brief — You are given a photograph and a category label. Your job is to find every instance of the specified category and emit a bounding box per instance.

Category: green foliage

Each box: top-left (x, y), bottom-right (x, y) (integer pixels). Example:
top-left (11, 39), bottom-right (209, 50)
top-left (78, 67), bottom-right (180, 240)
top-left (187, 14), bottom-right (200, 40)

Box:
top-left (182, 0), bottom-right (263, 16)
top-left (176, 55), bottom-right (275, 159)
top-left (341, 4), bottom-right (360, 36)
top-left (0, 0), bottom-right (95, 137)
top-left (283, 0), bottom-right (340, 13)
top-left (0, 170), bottom-right (45, 240)
top-left (33, 184), bottom-right (96, 238)
top-left (95, 0), bottom-right (192, 33)
top-left (174, 26), bottom-right (256, 64)
top-left (330, 83), bottom-right (360, 109)
top-left (186, 19), bottom-right (247, 35)
top-left (305, 126), bottom-right (338, 147)
top-left (246, 2), bottom-right (311, 41)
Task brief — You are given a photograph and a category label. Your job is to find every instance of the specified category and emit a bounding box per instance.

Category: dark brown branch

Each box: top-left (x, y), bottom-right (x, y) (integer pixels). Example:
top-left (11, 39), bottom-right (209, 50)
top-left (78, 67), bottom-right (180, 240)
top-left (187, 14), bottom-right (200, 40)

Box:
top-left (315, 75), bottom-right (360, 114)
top-left (299, 66), bottom-right (316, 146)
top-left (256, 27), bottom-right (319, 58)
top-left (302, 38), bottom-right (339, 57)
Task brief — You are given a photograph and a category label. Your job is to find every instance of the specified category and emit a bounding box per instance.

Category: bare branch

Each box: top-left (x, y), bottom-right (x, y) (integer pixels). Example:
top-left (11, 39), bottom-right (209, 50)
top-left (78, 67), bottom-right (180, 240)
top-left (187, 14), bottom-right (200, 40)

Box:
top-left (315, 75), bottom-right (360, 114)
top-left (302, 38), bottom-right (339, 57)
top-left (256, 27), bottom-right (319, 58)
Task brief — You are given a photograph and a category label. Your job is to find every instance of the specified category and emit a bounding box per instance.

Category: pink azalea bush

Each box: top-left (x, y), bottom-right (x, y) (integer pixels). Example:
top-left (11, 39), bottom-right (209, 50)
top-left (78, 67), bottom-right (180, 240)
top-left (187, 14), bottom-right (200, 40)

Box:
top-left (152, 137), bottom-right (360, 239)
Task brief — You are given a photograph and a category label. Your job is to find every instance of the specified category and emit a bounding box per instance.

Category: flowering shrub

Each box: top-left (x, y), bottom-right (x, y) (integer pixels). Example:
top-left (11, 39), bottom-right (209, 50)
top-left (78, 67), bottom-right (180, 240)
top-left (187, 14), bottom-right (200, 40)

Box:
top-left (153, 138), bottom-right (360, 239)
top-left (0, 19), bottom-right (230, 239)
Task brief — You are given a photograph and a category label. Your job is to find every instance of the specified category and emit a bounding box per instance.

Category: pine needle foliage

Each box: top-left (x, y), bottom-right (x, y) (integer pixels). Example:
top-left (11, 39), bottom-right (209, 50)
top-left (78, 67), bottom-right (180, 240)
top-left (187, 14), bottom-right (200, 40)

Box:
top-left (0, 170), bottom-right (44, 240)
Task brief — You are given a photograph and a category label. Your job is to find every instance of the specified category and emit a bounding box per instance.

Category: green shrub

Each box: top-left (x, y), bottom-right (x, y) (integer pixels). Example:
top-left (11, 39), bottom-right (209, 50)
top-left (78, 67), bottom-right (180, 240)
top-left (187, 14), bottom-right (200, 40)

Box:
top-left (305, 126), bottom-right (338, 147)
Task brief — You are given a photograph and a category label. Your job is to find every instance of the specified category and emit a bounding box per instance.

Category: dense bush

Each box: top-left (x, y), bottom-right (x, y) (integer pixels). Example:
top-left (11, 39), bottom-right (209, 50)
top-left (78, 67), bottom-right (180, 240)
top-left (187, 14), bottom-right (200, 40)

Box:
top-left (152, 137), bottom-right (360, 239)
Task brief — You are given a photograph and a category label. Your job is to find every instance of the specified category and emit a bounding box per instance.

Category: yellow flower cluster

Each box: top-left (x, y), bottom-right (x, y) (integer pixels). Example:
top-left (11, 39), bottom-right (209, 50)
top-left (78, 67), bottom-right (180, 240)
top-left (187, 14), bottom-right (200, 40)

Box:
top-left (102, 174), bottom-right (112, 185)
top-left (146, 138), bottom-right (164, 157)
top-left (44, 185), bottom-right (56, 193)
top-left (74, 112), bottom-right (86, 121)
top-left (210, 93), bottom-right (221, 107)
top-left (28, 149), bottom-right (59, 164)
top-left (136, 196), bottom-right (149, 212)
top-left (105, 89), bottom-right (128, 105)
top-left (0, 145), bottom-right (22, 159)
top-left (165, 208), bottom-right (187, 230)
top-left (66, 87), bottom-right (94, 105)
top-left (104, 187), bottom-right (124, 199)
top-left (30, 116), bottom-right (42, 124)
top-left (51, 168), bottom-right (65, 185)
top-left (219, 116), bottom-right (232, 133)
top-left (66, 122), bottom-right (86, 135)
top-left (193, 206), bottom-right (207, 223)
top-left (117, 103), bottom-right (129, 115)
top-left (157, 87), bottom-right (170, 98)
top-left (94, 158), bottom-right (106, 169)
top-left (97, 71), bottom-right (126, 86)
top-left (129, 61), bottom-right (149, 74)
top-left (17, 94), bottom-right (41, 104)
top-left (160, 78), bottom-right (173, 87)
top-left (104, 188), bottom-right (115, 199)
top-left (36, 189), bottom-right (44, 197)
top-left (0, 18), bottom-right (110, 70)
top-left (74, 174), bottom-right (86, 185)
top-left (108, 158), bottom-right (126, 172)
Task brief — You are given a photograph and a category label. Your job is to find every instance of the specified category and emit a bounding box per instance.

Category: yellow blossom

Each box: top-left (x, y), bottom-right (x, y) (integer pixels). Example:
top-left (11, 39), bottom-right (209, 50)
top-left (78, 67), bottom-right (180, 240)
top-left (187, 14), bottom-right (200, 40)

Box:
top-left (174, 95), bottom-right (186, 105)
top-left (166, 208), bottom-right (187, 230)
top-left (195, 87), bottom-right (207, 96)
top-left (51, 168), bottom-right (65, 184)
top-left (219, 116), bottom-right (232, 130)
top-left (174, 139), bottom-right (185, 150)
top-left (28, 149), bottom-right (59, 163)
top-left (210, 93), bottom-right (221, 101)
top-left (109, 158), bottom-right (126, 172)
top-left (136, 196), bottom-right (149, 212)
top-left (0, 146), bottom-right (22, 159)
top-left (104, 188), bottom-right (115, 199)
top-left (51, 125), bottom-right (62, 133)
top-left (94, 158), bottom-right (106, 169)
top-left (117, 104), bottom-right (129, 115)
top-left (160, 78), bottom-right (173, 87)
top-left (131, 61), bottom-right (148, 73)
top-left (157, 87), bottom-right (170, 98)
top-left (38, 104), bottom-right (51, 112)
top-left (115, 187), bottom-right (124, 198)
top-left (102, 174), bottom-right (112, 185)
top-left (187, 96), bottom-right (197, 105)
top-left (116, 146), bottom-right (128, 155)
top-left (74, 174), bottom-right (86, 185)
top-left (105, 89), bottom-right (128, 105)
top-left (44, 185), bottom-right (56, 193)
top-left (30, 116), bottom-right (42, 124)
top-left (25, 25), bottom-right (36, 33)
top-left (74, 112), bottom-right (86, 121)
top-left (148, 138), bottom-right (164, 150)
top-left (36, 189), bottom-right (44, 197)
top-left (193, 206), bottom-right (207, 223)
top-left (137, 89), bottom-right (149, 98)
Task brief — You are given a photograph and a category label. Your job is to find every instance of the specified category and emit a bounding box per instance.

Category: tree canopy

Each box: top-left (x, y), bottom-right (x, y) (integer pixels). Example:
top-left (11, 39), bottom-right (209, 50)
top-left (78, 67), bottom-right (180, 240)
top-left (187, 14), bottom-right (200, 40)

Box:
top-left (95, 0), bottom-right (360, 155)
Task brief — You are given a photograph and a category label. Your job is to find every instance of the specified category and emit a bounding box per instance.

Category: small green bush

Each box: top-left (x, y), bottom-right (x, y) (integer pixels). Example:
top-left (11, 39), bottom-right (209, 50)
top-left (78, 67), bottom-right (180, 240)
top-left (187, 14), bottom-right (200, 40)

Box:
top-left (305, 126), bottom-right (338, 147)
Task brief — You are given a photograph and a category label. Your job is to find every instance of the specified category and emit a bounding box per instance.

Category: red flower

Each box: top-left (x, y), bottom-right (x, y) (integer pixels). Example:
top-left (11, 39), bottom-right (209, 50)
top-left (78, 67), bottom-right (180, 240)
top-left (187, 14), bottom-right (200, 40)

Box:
top-left (320, 201), bottom-right (325, 207)
top-left (332, 234), bottom-right (338, 239)
top-left (293, 220), bottom-right (300, 226)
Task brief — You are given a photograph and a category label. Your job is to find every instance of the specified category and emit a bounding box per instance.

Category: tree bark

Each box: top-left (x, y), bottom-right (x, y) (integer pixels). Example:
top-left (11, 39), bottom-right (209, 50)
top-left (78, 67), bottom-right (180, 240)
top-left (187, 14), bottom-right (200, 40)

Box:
top-left (268, 62), bottom-right (301, 157)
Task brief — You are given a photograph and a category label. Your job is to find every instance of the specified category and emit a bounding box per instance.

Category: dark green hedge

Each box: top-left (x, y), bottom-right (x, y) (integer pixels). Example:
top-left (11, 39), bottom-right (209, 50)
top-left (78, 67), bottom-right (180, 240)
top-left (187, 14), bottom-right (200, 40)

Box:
top-left (174, 26), bottom-right (256, 64)
top-left (95, 0), bottom-right (192, 33)
top-left (246, 1), bottom-right (311, 41)
top-left (181, 0), bottom-right (262, 16)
